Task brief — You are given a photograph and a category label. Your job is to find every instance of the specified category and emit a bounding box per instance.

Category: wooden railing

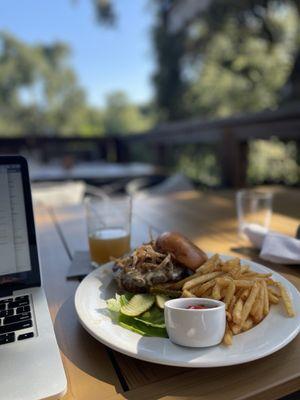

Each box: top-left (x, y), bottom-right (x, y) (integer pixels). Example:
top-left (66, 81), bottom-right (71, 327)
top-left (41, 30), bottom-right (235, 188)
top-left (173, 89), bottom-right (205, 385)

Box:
top-left (0, 104), bottom-right (299, 188)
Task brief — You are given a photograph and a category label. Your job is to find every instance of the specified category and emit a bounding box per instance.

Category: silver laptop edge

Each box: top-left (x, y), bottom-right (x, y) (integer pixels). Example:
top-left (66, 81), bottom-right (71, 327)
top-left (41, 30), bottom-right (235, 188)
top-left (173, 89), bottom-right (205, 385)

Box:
top-left (0, 156), bottom-right (67, 400)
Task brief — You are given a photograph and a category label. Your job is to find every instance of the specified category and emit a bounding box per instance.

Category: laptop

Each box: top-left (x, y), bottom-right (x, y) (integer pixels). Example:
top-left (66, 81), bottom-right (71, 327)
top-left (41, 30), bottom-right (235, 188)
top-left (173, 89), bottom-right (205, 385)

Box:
top-left (0, 156), bottom-right (67, 400)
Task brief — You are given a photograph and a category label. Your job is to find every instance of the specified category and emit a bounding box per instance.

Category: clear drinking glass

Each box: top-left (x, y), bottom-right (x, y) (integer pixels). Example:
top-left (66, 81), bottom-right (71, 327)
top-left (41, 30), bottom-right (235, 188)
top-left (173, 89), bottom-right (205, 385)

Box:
top-left (236, 190), bottom-right (273, 241)
top-left (84, 194), bottom-right (131, 267)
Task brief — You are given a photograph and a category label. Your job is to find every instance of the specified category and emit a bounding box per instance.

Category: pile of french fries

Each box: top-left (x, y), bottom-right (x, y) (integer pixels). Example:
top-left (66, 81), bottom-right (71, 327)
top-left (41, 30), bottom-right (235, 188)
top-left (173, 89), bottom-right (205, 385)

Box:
top-left (167, 254), bottom-right (295, 345)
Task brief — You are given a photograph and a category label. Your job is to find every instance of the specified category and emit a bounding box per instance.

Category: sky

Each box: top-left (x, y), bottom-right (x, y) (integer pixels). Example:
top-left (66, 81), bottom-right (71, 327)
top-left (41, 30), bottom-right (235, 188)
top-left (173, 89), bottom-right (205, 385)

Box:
top-left (0, 0), bottom-right (154, 107)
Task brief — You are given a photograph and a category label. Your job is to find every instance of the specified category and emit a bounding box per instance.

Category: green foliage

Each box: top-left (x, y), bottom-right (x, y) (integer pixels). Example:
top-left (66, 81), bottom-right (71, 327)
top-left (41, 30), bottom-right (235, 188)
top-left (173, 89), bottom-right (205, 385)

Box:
top-left (0, 32), bottom-right (153, 137)
top-left (103, 92), bottom-right (154, 135)
top-left (184, 2), bottom-right (299, 117)
top-left (78, 108), bottom-right (105, 137)
top-left (0, 32), bottom-right (88, 136)
top-left (92, 0), bottom-right (116, 26)
top-left (148, 0), bottom-right (300, 186)
top-left (177, 146), bottom-right (221, 187)
top-left (173, 139), bottom-right (299, 187)
top-left (248, 138), bottom-right (299, 185)
top-left (146, 0), bottom-right (300, 121)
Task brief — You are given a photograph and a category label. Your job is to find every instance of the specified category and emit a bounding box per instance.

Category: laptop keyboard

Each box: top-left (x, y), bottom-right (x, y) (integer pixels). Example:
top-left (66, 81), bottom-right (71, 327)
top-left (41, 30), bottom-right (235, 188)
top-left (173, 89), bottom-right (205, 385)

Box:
top-left (0, 295), bottom-right (34, 345)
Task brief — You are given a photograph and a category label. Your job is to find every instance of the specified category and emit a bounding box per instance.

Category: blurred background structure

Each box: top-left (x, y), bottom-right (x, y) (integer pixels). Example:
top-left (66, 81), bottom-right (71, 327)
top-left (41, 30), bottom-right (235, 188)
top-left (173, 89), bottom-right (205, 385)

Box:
top-left (0, 0), bottom-right (299, 194)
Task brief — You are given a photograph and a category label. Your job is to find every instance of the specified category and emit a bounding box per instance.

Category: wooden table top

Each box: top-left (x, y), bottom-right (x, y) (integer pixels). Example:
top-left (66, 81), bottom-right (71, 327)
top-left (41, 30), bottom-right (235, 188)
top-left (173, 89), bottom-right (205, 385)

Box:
top-left (35, 187), bottom-right (300, 400)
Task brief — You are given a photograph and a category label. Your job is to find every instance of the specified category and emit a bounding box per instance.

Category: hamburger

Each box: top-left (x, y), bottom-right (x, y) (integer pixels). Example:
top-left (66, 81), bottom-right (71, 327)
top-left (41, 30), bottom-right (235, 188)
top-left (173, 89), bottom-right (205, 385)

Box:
top-left (113, 231), bottom-right (207, 293)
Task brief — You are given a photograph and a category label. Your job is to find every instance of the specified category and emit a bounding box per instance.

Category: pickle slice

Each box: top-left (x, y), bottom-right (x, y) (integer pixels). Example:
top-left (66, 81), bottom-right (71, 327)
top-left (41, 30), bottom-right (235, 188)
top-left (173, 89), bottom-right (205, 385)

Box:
top-left (120, 294), bottom-right (155, 317)
top-left (155, 294), bottom-right (170, 309)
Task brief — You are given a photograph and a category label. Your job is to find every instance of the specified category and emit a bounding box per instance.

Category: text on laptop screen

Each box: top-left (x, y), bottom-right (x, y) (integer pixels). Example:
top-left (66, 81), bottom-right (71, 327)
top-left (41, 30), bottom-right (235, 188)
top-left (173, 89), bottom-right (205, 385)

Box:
top-left (0, 165), bottom-right (31, 277)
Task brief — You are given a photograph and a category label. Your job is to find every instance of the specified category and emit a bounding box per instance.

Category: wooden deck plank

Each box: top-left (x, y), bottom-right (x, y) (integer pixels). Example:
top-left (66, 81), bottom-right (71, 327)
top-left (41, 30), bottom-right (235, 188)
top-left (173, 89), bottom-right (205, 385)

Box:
top-left (35, 205), bottom-right (122, 400)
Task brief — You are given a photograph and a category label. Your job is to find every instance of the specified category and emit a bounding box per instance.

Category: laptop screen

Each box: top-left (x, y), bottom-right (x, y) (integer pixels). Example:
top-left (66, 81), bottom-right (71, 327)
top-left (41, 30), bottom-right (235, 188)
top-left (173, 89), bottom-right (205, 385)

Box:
top-left (0, 164), bottom-right (32, 277)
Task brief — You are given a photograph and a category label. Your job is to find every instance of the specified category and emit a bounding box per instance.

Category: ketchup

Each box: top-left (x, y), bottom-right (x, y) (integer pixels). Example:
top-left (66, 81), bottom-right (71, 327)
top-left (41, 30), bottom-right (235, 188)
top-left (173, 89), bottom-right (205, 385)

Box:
top-left (187, 305), bottom-right (210, 310)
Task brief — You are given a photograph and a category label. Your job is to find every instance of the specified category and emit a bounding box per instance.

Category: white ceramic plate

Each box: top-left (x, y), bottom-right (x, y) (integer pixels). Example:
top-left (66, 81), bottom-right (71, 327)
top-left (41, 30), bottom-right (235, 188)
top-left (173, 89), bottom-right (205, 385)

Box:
top-left (75, 255), bottom-right (300, 367)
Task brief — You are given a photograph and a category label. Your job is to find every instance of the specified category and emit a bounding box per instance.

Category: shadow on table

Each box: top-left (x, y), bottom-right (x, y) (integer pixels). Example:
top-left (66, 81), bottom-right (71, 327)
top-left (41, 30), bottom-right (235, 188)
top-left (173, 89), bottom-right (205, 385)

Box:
top-left (281, 392), bottom-right (300, 400)
top-left (230, 246), bottom-right (260, 259)
top-left (54, 295), bottom-right (123, 392)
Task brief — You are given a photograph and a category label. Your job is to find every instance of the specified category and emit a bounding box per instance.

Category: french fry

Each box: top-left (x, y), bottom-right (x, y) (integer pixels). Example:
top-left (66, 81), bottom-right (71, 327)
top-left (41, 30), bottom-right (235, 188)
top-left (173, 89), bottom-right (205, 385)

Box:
top-left (216, 276), bottom-right (232, 287)
top-left (224, 279), bottom-right (236, 309)
top-left (262, 280), bottom-right (269, 316)
top-left (215, 276), bottom-right (235, 305)
top-left (242, 318), bottom-right (254, 332)
top-left (212, 282), bottom-right (221, 300)
top-left (240, 288), bottom-right (250, 301)
top-left (265, 278), bottom-right (277, 286)
top-left (169, 271), bottom-right (203, 290)
top-left (234, 280), bottom-right (255, 288)
top-left (192, 279), bottom-right (216, 297)
top-left (276, 283), bottom-right (295, 317)
top-left (183, 271), bottom-right (222, 291)
top-left (201, 289), bottom-right (213, 298)
top-left (221, 258), bottom-right (239, 272)
top-left (223, 324), bottom-right (233, 346)
top-left (257, 273), bottom-right (273, 278)
top-left (196, 254), bottom-right (221, 274)
top-left (243, 272), bottom-right (272, 279)
top-left (241, 282), bottom-right (260, 325)
top-left (231, 323), bottom-right (242, 335)
top-left (220, 287), bottom-right (227, 299)
top-left (182, 290), bottom-right (196, 298)
top-left (250, 291), bottom-right (260, 317)
top-left (268, 287), bottom-right (281, 297)
top-left (242, 272), bottom-right (256, 278)
top-left (240, 265), bottom-right (250, 275)
top-left (226, 311), bottom-right (232, 322)
top-left (230, 268), bottom-right (242, 279)
top-left (222, 258), bottom-right (240, 276)
top-left (228, 295), bottom-right (236, 316)
top-left (233, 298), bottom-right (243, 325)
top-left (252, 283), bottom-right (264, 324)
top-left (268, 291), bottom-right (280, 304)
top-left (235, 287), bottom-right (244, 299)
top-left (179, 252), bottom-right (296, 346)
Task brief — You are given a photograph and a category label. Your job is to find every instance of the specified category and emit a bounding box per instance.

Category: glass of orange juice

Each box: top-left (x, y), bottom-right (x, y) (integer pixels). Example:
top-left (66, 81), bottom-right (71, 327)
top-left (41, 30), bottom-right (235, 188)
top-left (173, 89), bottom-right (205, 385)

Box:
top-left (84, 194), bottom-right (131, 267)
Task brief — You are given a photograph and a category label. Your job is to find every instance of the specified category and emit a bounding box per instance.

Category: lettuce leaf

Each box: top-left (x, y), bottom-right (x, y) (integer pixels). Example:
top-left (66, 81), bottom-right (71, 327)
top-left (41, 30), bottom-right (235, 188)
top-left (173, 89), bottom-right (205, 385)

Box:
top-left (135, 306), bottom-right (166, 328)
top-left (119, 314), bottom-right (168, 338)
top-left (106, 298), bottom-right (121, 313)
top-left (106, 293), bottom-right (132, 313)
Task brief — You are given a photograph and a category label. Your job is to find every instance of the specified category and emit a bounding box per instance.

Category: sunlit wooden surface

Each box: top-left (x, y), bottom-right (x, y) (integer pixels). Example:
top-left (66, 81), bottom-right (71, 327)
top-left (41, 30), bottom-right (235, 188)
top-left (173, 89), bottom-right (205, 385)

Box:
top-left (35, 187), bottom-right (300, 400)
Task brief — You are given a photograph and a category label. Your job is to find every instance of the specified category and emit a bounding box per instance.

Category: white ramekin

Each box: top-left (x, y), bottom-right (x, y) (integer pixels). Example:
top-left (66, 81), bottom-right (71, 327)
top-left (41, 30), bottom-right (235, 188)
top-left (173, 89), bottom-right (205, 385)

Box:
top-left (164, 298), bottom-right (226, 347)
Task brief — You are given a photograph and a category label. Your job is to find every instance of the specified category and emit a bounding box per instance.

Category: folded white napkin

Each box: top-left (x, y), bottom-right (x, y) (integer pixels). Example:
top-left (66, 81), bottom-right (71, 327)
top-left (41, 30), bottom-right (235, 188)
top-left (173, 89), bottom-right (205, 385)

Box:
top-left (243, 224), bottom-right (268, 248)
top-left (243, 223), bottom-right (300, 265)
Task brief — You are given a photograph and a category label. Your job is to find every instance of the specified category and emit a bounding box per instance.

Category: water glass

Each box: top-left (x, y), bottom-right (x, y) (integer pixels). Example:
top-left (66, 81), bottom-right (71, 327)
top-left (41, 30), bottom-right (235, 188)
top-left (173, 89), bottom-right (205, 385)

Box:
top-left (236, 190), bottom-right (273, 241)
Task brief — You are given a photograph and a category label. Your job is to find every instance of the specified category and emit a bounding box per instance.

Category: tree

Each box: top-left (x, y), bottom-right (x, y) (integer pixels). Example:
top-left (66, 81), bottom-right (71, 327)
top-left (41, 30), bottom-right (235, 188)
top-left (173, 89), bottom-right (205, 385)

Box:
top-left (90, 0), bottom-right (300, 121)
top-left (92, 0), bottom-right (116, 25)
top-left (103, 91), bottom-right (153, 135)
top-left (151, 0), bottom-right (188, 121)
top-left (0, 33), bottom-right (37, 135)
top-left (184, 2), bottom-right (299, 117)
top-left (0, 31), bottom-right (155, 137)
top-left (182, 0), bottom-right (300, 117)
top-left (0, 32), bottom-right (88, 136)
